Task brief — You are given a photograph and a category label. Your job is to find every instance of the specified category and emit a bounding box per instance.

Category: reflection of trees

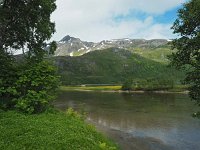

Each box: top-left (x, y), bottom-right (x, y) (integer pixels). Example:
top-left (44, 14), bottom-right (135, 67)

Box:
top-left (122, 92), bottom-right (176, 104)
top-left (87, 111), bottom-right (178, 130)
top-left (55, 91), bottom-right (193, 131)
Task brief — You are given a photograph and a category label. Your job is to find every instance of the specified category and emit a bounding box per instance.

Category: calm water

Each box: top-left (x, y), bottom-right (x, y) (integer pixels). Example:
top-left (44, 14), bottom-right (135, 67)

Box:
top-left (54, 91), bottom-right (200, 150)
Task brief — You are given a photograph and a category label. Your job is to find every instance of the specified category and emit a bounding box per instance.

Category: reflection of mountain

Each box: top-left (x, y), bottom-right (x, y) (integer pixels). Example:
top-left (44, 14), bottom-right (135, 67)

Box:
top-left (54, 91), bottom-right (200, 150)
top-left (55, 91), bottom-right (192, 130)
top-left (89, 111), bottom-right (200, 150)
top-left (87, 110), bottom-right (175, 130)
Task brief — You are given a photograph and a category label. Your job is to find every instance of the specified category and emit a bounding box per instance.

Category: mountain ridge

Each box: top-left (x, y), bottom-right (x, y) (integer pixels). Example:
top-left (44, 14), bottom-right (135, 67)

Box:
top-left (55, 35), bottom-right (170, 56)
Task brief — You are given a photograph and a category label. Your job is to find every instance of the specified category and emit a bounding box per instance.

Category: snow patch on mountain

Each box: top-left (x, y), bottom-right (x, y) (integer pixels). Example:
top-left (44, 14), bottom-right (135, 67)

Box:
top-left (55, 35), bottom-right (169, 57)
top-left (70, 52), bottom-right (73, 56)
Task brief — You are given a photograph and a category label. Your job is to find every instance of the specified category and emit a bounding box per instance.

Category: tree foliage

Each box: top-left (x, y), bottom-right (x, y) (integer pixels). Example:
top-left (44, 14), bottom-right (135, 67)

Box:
top-left (171, 0), bottom-right (200, 117)
top-left (0, 0), bottom-right (59, 113)
top-left (0, 51), bottom-right (18, 108)
top-left (0, 0), bottom-right (56, 58)
top-left (14, 61), bottom-right (60, 114)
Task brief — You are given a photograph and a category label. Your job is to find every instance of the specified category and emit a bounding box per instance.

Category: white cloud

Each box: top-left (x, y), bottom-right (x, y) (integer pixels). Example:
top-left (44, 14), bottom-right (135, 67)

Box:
top-left (51, 0), bottom-right (186, 42)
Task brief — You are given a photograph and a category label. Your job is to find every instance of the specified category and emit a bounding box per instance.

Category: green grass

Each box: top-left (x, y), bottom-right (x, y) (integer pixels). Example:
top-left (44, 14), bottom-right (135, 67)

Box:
top-left (60, 84), bottom-right (188, 92)
top-left (132, 48), bottom-right (172, 64)
top-left (0, 109), bottom-right (118, 150)
top-left (167, 84), bottom-right (189, 92)
top-left (60, 85), bottom-right (122, 91)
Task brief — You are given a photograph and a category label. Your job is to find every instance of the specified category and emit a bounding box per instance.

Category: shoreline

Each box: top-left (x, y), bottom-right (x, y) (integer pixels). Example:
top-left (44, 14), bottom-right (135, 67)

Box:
top-left (60, 86), bottom-right (189, 94)
top-left (100, 90), bottom-right (189, 94)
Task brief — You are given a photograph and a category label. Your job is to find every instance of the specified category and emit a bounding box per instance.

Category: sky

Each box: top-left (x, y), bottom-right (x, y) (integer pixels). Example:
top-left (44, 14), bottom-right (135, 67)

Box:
top-left (51, 0), bottom-right (187, 42)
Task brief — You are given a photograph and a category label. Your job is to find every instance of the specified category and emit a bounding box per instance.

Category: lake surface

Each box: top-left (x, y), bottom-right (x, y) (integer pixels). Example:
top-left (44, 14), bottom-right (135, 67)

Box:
top-left (54, 91), bottom-right (200, 150)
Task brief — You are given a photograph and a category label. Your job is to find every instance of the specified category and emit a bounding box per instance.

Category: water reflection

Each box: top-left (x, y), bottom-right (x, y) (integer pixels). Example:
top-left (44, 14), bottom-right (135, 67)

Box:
top-left (54, 91), bottom-right (200, 150)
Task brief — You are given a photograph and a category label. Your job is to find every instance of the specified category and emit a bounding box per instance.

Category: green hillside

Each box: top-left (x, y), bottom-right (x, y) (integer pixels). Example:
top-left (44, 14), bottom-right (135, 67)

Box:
top-left (128, 43), bottom-right (172, 64)
top-left (53, 48), bottom-right (185, 87)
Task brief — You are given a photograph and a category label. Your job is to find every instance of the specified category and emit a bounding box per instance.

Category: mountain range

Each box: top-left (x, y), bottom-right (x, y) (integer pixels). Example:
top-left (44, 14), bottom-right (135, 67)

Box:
top-left (50, 35), bottom-right (186, 86)
top-left (55, 35), bottom-right (170, 56)
top-left (16, 35), bottom-right (184, 86)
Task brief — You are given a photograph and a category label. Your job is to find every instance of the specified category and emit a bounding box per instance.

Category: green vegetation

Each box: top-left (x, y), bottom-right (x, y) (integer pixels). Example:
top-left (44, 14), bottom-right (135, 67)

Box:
top-left (54, 48), bottom-right (185, 91)
top-left (60, 84), bottom-right (187, 92)
top-left (121, 78), bottom-right (187, 91)
top-left (132, 47), bottom-right (172, 64)
top-left (121, 78), bottom-right (173, 91)
top-left (60, 85), bottom-right (122, 91)
top-left (0, 0), bottom-right (59, 113)
top-left (0, 109), bottom-right (118, 150)
top-left (13, 61), bottom-right (60, 114)
top-left (170, 0), bottom-right (200, 117)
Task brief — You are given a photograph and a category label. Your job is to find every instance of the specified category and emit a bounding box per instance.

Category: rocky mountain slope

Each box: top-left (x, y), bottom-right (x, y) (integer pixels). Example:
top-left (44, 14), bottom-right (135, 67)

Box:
top-left (55, 35), bottom-right (170, 56)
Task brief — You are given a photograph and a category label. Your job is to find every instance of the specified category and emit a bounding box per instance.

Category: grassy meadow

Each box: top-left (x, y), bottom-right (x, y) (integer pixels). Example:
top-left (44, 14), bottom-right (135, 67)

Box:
top-left (60, 85), bottom-right (122, 91)
top-left (0, 109), bottom-right (118, 150)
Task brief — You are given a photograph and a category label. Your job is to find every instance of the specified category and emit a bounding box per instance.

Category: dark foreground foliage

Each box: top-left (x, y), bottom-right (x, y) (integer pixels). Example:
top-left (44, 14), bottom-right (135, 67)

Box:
top-left (171, 0), bottom-right (200, 116)
top-left (0, 0), bottom-right (59, 114)
top-left (0, 59), bottom-right (60, 114)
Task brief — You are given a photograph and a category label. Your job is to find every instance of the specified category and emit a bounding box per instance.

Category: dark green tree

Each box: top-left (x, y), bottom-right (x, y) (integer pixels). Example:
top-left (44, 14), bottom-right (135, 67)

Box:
top-left (0, 51), bottom-right (18, 108)
top-left (0, 0), bottom-right (59, 113)
top-left (171, 0), bottom-right (200, 117)
top-left (0, 0), bottom-right (57, 58)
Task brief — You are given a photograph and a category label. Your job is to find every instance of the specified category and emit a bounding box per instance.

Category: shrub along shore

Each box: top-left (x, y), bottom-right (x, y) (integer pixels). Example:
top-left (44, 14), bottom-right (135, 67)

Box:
top-left (0, 109), bottom-right (118, 150)
top-left (60, 84), bottom-right (188, 93)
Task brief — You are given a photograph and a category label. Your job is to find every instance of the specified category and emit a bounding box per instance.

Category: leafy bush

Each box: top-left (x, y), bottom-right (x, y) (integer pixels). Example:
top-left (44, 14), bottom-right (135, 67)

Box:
top-left (66, 107), bottom-right (81, 118)
top-left (0, 55), bottom-right (60, 114)
top-left (99, 142), bottom-right (117, 150)
top-left (14, 61), bottom-right (60, 113)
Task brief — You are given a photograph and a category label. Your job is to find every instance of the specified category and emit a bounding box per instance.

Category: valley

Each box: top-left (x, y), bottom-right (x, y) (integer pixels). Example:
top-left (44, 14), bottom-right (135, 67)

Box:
top-left (51, 36), bottom-right (185, 91)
